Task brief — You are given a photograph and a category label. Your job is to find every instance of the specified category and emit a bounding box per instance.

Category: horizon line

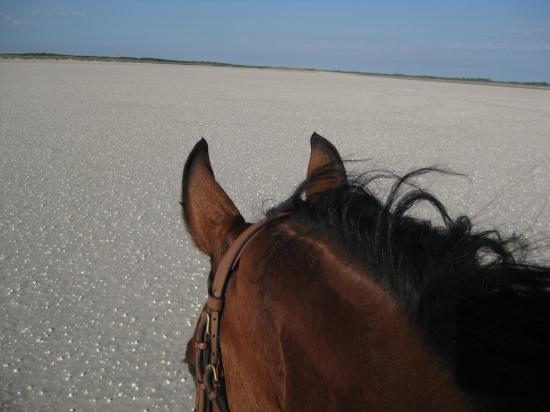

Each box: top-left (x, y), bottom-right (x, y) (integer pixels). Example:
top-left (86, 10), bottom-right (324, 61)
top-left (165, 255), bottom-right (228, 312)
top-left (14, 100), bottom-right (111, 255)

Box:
top-left (1, 52), bottom-right (549, 89)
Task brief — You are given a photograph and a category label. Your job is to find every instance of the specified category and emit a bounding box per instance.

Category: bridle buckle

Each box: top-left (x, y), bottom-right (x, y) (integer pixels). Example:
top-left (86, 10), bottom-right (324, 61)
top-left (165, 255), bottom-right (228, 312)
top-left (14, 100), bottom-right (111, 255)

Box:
top-left (206, 363), bottom-right (221, 388)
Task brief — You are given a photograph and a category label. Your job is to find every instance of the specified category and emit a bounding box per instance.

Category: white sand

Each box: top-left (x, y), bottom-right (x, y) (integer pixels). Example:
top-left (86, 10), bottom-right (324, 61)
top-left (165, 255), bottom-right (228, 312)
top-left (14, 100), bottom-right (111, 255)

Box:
top-left (1, 59), bottom-right (549, 411)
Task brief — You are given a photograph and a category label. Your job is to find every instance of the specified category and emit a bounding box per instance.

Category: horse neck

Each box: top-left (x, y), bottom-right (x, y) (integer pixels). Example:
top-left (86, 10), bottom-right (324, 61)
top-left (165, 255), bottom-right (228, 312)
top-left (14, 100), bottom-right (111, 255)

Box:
top-left (221, 225), bottom-right (470, 411)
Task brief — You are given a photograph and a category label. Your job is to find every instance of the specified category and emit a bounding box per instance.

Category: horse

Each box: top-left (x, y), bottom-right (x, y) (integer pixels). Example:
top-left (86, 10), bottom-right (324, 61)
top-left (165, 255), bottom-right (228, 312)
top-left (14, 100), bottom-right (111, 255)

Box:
top-left (181, 133), bottom-right (550, 411)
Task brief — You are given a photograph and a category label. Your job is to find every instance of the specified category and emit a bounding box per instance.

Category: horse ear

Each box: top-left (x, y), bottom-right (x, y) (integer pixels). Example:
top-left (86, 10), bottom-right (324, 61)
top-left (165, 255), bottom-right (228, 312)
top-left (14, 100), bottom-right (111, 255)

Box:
top-left (306, 132), bottom-right (347, 198)
top-left (181, 139), bottom-right (245, 261)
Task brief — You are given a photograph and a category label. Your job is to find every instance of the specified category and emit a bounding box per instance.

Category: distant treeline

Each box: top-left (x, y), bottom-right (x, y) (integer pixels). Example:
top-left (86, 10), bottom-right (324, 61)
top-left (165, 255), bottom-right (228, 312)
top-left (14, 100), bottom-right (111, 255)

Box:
top-left (1, 52), bottom-right (549, 88)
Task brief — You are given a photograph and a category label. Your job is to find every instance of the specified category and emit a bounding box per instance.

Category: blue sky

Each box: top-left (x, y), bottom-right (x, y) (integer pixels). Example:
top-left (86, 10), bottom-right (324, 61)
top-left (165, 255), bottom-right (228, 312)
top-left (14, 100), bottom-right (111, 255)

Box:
top-left (1, 0), bottom-right (549, 82)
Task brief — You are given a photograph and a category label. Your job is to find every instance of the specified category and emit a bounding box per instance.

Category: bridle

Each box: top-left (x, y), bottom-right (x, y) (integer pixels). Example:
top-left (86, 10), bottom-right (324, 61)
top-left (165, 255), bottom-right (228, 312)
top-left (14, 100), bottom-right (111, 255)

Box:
top-left (189, 214), bottom-right (288, 412)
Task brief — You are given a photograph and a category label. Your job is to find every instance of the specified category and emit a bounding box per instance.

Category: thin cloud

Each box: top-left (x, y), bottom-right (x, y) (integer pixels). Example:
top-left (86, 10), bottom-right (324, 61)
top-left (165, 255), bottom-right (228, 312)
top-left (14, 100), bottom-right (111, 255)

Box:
top-left (507, 27), bottom-right (550, 36)
top-left (31, 8), bottom-right (87, 17)
top-left (0, 8), bottom-right (86, 27)
top-left (444, 42), bottom-right (550, 52)
top-left (0, 11), bottom-right (29, 26)
top-left (495, 19), bottom-right (550, 37)
top-left (49, 9), bottom-right (87, 17)
top-left (475, 20), bottom-right (550, 41)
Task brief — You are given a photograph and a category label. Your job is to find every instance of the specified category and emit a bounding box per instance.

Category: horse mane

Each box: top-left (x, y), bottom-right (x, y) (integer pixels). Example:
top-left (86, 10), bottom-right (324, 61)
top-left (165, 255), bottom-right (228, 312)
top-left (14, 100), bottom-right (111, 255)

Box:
top-left (267, 166), bottom-right (550, 411)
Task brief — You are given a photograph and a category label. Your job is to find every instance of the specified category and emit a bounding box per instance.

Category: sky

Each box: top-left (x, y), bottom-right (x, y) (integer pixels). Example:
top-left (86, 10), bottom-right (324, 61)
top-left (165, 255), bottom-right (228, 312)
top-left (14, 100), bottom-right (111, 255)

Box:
top-left (1, 0), bottom-right (549, 82)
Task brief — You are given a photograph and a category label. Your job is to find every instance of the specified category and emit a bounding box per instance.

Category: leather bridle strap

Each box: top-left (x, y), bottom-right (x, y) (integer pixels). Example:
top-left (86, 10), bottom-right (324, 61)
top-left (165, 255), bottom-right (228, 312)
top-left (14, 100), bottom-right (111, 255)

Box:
top-left (193, 213), bottom-right (288, 412)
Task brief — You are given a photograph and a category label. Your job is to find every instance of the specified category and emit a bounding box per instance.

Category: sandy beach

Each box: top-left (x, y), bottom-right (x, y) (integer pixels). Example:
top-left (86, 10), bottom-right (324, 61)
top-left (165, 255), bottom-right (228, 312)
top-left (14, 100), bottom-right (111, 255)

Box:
top-left (1, 59), bottom-right (549, 411)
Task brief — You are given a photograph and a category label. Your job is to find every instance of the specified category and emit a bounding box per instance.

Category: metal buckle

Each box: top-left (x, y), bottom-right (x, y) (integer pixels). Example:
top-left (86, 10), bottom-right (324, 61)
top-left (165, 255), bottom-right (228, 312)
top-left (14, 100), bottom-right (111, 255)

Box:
top-left (206, 363), bottom-right (220, 387)
top-left (203, 311), bottom-right (211, 336)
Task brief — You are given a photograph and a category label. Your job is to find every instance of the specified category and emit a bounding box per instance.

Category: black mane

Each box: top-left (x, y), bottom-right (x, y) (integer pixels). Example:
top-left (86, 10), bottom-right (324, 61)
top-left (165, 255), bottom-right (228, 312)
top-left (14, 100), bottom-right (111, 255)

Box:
top-left (267, 166), bottom-right (550, 411)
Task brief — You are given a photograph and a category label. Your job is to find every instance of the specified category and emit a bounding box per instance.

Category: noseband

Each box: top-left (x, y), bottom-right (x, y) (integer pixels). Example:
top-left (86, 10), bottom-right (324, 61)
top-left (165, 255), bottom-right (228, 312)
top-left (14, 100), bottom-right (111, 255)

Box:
top-left (190, 214), bottom-right (288, 412)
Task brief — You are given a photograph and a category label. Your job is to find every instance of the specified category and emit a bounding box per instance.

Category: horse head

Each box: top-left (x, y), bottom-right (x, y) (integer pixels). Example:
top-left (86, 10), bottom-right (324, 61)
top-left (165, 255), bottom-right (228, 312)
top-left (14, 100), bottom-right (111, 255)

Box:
top-left (181, 134), bottom-right (550, 411)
